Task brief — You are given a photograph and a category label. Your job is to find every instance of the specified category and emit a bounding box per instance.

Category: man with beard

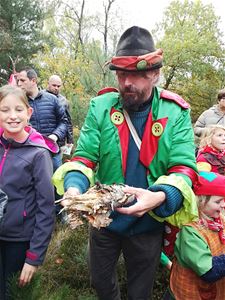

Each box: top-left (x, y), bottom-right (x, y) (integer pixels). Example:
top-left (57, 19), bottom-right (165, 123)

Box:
top-left (53, 26), bottom-right (197, 299)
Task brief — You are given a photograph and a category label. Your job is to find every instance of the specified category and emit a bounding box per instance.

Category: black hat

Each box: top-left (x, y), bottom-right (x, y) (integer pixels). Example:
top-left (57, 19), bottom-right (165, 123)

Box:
top-left (109, 26), bottom-right (163, 71)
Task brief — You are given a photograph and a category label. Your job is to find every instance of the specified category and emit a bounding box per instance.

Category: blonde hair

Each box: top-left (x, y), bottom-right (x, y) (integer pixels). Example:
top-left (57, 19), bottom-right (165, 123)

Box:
top-left (196, 195), bottom-right (214, 226)
top-left (0, 85), bottom-right (29, 108)
top-left (199, 125), bottom-right (225, 150)
top-left (196, 194), bottom-right (211, 208)
top-left (196, 194), bottom-right (225, 229)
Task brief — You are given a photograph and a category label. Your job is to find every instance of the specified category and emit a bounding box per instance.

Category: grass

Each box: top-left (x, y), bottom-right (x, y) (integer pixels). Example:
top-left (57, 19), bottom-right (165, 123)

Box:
top-left (9, 222), bottom-right (169, 299)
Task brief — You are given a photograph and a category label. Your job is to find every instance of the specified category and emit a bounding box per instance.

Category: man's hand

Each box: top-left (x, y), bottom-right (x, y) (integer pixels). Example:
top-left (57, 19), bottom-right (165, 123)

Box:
top-left (48, 134), bottom-right (58, 142)
top-left (116, 186), bottom-right (166, 217)
top-left (65, 143), bottom-right (73, 148)
top-left (61, 187), bottom-right (80, 206)
top-left (19, 263), bottom-right (38, 287)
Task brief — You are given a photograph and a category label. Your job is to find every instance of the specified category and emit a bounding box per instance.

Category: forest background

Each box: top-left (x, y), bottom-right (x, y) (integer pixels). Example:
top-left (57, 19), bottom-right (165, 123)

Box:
top-left (0, 0), bottom-right (225, 299)
top-left (1, 0), bottom-right (225, 130)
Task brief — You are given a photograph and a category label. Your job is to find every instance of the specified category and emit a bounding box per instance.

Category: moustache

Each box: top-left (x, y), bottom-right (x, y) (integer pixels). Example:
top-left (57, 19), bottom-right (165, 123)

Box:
top-left (123, 87), bottom-right (137, 93)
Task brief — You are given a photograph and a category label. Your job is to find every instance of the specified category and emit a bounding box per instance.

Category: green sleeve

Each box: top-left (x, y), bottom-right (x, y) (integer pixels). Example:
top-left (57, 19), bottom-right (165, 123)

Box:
top-left (168, 108), bottom-right (197, 178)
top-left (175, 225), bottom-right (212, 276)
top-left (75, 100), bottom-right (100, 163)
top-left (160, 252), bottom-right (170, 267)
top-left (149, 174), bottom-right (198, 227)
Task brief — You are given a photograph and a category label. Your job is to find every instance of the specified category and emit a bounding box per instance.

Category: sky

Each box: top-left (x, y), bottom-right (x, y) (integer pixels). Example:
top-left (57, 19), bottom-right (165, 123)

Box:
top-left (86, 0), bottom-right (225, 43)
top-left (117, 0), bottom-right (225, 35)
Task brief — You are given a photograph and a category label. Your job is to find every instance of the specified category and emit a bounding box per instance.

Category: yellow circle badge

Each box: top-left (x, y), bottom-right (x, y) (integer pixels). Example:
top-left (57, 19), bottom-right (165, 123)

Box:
top-left (111, 112), bottom-right (124, 125)
top-left (152, 122), bottom-right (163, 137)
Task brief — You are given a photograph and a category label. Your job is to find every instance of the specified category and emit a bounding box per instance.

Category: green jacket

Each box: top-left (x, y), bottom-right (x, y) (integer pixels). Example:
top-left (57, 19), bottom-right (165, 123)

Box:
top-left (53, 87), bottom-right (198, 228)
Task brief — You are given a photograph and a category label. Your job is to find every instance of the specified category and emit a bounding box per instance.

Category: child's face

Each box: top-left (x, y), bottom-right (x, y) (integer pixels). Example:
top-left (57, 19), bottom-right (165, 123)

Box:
top-left (211, 129), bottom-right (225, 151)
top-left (0, 94), bottom-right (33, 140)
top-left (201, 195), bottom-right (225, 219)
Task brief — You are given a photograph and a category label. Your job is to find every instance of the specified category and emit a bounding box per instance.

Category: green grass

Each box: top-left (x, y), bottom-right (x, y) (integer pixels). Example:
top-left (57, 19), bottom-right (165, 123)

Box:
top-left (9, 222), bottom-right (169, 299)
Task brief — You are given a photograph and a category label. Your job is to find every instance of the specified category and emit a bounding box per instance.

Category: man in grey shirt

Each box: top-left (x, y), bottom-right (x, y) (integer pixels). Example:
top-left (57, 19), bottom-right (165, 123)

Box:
top-left (194, 89), bottom-right (225, 137)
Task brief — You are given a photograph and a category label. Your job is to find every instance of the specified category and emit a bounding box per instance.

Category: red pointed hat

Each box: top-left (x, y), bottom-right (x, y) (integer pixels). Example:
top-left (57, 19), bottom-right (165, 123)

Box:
top-left (194, 171), bottom-right (225, 196)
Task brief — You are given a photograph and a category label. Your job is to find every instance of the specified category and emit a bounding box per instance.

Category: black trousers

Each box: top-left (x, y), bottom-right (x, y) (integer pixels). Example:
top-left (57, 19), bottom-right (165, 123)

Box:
top-left (88, 227), bottom-right (163, 300)
top-left (0, 240), bottom-right (29, 300)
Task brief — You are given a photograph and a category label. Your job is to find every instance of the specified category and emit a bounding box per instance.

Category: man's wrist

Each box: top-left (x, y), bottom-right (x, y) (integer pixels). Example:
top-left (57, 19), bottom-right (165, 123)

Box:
top-left (155, 191), bottom-right (166, 205)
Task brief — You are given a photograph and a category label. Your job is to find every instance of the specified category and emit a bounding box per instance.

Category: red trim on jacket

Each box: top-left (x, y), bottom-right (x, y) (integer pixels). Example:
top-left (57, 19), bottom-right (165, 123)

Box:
top-left (167, 165), bottom-right (198, 184)
top-left (26, 250), bottom-right (38, 261)
top-left (140, 113), bottom-right (168, 168)
top-left (160, 90), bottom-right (189, 109)
top-left (97, 87), bottom-right (119, 96)
top-left (110, 108), bottom-right (129, 175)
top-left (70, 156), bottom-right (96, 170)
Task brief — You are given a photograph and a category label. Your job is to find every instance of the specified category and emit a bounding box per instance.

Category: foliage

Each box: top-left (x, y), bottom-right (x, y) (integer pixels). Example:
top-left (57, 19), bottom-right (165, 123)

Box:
top-left (33, 43), bottom-right (99, 129)
top-left (33, 1), bottom-right (119, 129)
top-left (0, 0), bottom-right (55, 84)
top-left (154, 0), bottom-right (225, 120)
top-left (32, 0), bottom-right (225, 124)
top-left (9, 223), bottom-right (169, 299)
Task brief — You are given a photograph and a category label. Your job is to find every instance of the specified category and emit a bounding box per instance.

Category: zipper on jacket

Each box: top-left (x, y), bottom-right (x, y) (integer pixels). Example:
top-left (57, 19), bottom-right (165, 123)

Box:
top-left (0, 146), bottom-right (10, 176)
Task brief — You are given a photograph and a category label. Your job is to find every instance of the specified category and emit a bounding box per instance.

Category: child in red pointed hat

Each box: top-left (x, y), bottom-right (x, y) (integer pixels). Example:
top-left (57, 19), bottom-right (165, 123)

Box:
top-left (170, 171), bottom-right (225, 300)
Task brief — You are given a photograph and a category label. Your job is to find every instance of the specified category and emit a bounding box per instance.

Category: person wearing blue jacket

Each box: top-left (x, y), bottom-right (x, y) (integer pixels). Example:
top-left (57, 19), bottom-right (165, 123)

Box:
top-left (16, 67), bottom-right (68, 171)
top-left (0, 85), bottom-right (57, 299)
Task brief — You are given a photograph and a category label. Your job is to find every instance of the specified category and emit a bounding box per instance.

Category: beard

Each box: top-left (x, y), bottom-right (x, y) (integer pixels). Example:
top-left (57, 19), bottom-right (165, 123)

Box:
top-left (120, 86), bottom-right (151, 112)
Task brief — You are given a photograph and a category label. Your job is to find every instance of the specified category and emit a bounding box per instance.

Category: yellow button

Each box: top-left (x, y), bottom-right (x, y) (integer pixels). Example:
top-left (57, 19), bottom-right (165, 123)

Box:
top-left (111, 112), bottom-right (124, 125)
top-left (152, 122), bottom-right (163, 137)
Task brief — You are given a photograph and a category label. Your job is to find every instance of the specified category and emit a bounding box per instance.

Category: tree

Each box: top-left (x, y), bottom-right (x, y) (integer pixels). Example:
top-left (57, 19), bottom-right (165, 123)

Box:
top-left (0, 0), bottom-right (53, 84)
top-left (49, 0), bottom-right (120, 87)
top-left (153, 0), bottom-right (225, 120)
top-left (32, 0), bottom-right (121, 129)
top-left (94, 0), bottom-right (121, 86)
top-left (33, 43), bottom-right (90, 129)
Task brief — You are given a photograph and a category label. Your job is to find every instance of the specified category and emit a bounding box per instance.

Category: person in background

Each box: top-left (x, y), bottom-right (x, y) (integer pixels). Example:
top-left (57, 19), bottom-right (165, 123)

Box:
top-left (0, 85), bottom-right (56, 299)
top-left (196, 125), bottom-right (225, 174)
top-left (16, 67), bottom-right (68, 171)
top-left (170, 171), bottom-right (225, 300)
top-left (53, 26), bottom-right (197, 299)
top-left (45, 75), bottom-right (74, 219)
top-left (46, 75), bottom-right (74, 153)
top-left (194, 89), bottom-right (225, 138)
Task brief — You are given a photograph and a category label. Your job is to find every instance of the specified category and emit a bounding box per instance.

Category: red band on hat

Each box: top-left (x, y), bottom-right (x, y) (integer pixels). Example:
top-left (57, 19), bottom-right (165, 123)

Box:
top-left (111, 49), bottom-right (163, 71)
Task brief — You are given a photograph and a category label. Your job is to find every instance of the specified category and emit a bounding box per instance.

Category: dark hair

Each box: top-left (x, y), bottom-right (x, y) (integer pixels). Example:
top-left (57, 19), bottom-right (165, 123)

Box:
top-left (18, 67), bottom-right (38, 80)
top-left (217, 88), bottom-right (225, 101)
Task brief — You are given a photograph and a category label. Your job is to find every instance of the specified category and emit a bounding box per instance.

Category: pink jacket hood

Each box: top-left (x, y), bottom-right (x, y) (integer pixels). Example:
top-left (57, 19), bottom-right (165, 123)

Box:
top-left (0, 126), bottom-right (59, 154)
